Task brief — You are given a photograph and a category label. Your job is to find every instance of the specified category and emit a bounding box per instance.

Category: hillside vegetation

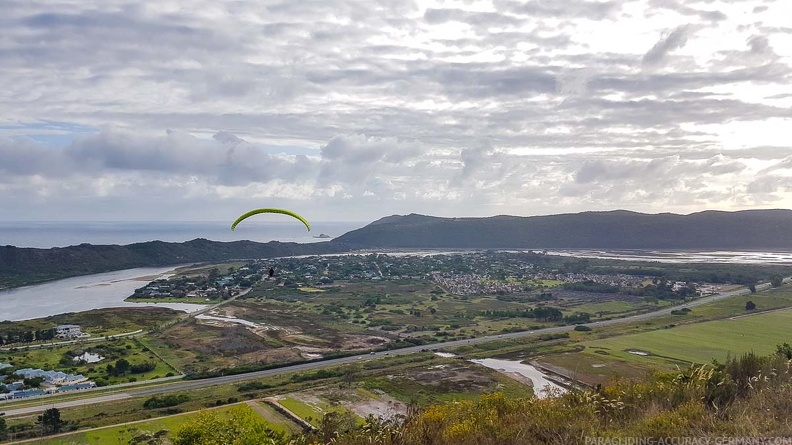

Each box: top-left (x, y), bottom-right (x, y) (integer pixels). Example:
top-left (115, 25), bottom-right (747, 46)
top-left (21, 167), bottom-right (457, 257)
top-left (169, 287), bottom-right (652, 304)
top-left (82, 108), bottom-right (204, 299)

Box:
top-left (172, 350), bottom-right (792, 445)
top-left (0, 239), bottom-right (343, 289)
top-left (332, 209), bottom-right (792, 249)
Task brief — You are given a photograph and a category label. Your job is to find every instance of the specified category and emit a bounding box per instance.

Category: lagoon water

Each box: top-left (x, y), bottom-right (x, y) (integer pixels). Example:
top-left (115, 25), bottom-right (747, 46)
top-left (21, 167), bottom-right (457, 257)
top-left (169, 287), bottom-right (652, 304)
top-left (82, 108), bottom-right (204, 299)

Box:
top-left (0, 267), bottom-right (206, 322)
top-left (545, 249), bottom-right (792, 264)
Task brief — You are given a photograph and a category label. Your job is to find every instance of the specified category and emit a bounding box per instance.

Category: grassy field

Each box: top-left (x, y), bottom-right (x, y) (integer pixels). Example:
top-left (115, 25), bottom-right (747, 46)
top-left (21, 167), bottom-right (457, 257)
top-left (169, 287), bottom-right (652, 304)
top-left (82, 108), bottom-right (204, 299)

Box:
top-left (279, 396), bottom-right (358, 427)
top-left (172, 262), bottom-right (248, 278)
top-left (21, 402), bottom-right (294, 445)
top-left (0, 337), bottom-right (177, 386)
top-left (0, 307), bottom-right (180, 343)
top-left (536, 351), bottom-right (654, 386)
top-left (453, 285), bottom-right (792, 385)
top-left (572, 299), bottom-right (672, 315)
top-left (582, 307), bottom-right (792, 368)
top-left (5, 380), bottom-right (290, 442)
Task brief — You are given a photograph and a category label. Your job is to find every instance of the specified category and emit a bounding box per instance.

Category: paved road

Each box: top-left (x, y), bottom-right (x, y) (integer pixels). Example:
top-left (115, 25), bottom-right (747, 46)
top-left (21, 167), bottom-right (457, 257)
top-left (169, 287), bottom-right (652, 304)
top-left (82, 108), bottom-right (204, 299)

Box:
top-left (1, 281), bottom-right (782, 418)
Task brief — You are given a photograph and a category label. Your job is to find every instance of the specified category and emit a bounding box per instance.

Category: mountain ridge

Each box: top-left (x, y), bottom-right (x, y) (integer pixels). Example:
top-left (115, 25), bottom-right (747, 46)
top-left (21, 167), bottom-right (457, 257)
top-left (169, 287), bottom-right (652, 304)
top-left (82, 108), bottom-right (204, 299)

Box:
top-left (0, 239), bottom-right (344, 290)
top-left (2, 209), bottom-right (791, 290)
top-left (331, 209), bottom-right (792, 249)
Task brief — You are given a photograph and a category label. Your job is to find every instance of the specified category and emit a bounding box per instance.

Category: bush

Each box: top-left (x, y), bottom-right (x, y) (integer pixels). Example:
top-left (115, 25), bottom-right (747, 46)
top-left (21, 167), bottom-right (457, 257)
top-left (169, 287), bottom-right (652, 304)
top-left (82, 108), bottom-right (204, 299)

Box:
top-left (130, 362), bottom-right (157, 374)
top-left (143, 394), bottom-right (190, 409)
top-left (290, 369), bottom-right (344, 383)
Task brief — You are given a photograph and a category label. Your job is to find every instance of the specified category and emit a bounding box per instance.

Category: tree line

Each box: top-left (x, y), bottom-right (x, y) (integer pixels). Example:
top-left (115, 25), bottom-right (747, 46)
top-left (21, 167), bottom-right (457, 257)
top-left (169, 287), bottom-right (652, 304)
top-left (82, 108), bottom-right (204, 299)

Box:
top-left (478, 306), bottom-right (591, 323)
top-left (0, 328), bottom-right (56, 345)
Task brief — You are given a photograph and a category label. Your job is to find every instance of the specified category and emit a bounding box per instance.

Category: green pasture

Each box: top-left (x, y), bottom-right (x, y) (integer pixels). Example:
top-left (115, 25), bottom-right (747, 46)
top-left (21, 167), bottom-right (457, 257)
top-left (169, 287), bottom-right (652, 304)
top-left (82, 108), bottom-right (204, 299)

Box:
top-left (279, 396), bottom-right (358, 427)
top-left (23, 403), bottom-right (292, 445)
top-left (0, 338), bottom-right (176, 385)
top-left (573, 300), bottom-right (661, 315)
top-left (582, 307), bottom-right (792, 368)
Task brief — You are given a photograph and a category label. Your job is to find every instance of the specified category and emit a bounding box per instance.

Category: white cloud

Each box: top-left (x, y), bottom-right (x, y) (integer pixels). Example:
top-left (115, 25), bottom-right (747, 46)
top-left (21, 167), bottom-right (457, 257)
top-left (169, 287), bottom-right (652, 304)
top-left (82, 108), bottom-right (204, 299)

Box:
top-left (1, 0), bottom-right (791, 221)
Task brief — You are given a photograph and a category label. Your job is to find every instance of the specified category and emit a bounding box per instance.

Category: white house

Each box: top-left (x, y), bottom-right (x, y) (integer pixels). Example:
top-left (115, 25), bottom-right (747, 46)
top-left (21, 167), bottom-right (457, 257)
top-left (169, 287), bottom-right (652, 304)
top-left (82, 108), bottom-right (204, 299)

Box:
top-left (55, 325), bottom-right (83, 339)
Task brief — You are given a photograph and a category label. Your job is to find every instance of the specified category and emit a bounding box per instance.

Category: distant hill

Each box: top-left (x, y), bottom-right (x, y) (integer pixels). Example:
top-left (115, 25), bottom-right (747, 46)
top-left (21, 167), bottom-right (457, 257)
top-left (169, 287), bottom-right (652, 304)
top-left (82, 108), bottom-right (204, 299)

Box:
top-left (331, 209), bottom-right (792, 249)
top-left (0, 239), bottom-right (343, 290)
top-left (3, 209), bottom-right (791, 290)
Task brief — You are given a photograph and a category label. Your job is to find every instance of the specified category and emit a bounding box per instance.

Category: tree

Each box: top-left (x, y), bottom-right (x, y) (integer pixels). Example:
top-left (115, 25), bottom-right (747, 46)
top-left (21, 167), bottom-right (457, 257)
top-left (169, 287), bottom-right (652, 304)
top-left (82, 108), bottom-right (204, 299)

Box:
top-left (745, 300), bottom-right (756, 311)
top-left (114, 358), bottom-right (131, 376)
top-left (770, 274), bottom-right (783, 287)
top-left (38, 407), bottom-right (63, 435)
top-left (776, 343), bottom-right (792, 360)
top-left (315, 411), bottom-right (357, 445)
top-left (0, 417), bottom-right (7, 441)
top-left (342, 364), bottom-right (361, 388)
top-left (23, 376), bottom-right (44, 388)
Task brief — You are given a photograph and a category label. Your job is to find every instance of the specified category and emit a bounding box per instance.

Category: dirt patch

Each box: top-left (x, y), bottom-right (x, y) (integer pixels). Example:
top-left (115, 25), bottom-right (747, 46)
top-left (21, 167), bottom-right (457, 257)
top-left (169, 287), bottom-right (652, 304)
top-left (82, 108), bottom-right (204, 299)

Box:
top-left (410, 364), bottom-right (493, 393)
top-left (286, 388), bottom-right (407, 421)
top-left (283, 333), bottom-right (331, 346)
top-left (341, 335), bottom-right (390, 350)
top-left (218, 325), bottom-right (267, 355)
top-left (501, 371), bottom-right (534, 387)
top-left (347, 395), bottom-right (407, 420)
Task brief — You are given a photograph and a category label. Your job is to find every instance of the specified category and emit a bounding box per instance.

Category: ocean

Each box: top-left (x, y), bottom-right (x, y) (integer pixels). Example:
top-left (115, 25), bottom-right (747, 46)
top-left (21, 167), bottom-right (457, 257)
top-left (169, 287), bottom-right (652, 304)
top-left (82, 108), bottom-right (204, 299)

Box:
top-left (0, 221), bottom-right (366, 249)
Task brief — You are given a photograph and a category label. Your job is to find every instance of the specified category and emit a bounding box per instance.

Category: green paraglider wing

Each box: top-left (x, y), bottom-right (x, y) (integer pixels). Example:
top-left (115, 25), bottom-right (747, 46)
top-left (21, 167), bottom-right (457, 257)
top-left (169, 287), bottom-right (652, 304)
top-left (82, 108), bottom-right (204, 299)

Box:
top-left (231, 208), bottom-right (311, 231)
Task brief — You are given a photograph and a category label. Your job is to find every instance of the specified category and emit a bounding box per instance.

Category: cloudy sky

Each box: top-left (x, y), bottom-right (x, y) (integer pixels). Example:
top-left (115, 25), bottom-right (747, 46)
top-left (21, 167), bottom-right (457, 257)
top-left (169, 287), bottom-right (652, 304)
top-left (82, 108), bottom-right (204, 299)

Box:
top-left (2, 0), bottom-right (791, 222)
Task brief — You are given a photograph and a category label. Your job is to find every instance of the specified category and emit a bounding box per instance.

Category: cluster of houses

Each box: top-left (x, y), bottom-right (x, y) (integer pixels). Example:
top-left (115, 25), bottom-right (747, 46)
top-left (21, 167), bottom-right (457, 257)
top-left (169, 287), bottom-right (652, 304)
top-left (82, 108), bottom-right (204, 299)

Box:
top-left (0, 365), bottom-right (96, 400)
top-left (131, 264), bottom-right (264, 301)
top-left (0, 324), bottom-right (99, 400)
top-left (431, 272), bottom-right (533, 295)
top-left (432, 272), bottom-right (651, 296)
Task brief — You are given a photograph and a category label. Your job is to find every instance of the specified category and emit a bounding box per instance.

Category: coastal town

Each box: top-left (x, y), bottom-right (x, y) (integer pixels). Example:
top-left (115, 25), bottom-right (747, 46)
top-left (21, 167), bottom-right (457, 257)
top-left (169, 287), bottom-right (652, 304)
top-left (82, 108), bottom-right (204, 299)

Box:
top-left (113, 251), bottom-right (734, 305)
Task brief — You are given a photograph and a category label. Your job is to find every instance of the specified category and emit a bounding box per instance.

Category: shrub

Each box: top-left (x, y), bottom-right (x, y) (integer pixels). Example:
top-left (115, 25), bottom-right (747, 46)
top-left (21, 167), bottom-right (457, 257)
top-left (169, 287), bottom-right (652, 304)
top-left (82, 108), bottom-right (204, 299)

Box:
top-left (143, 394), bottom-right (190, 409)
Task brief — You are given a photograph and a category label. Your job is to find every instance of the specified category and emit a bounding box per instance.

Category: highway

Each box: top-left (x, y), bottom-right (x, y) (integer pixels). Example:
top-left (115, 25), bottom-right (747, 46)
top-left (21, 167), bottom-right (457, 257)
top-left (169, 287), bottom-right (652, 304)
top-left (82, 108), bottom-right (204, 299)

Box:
top-left (0, 281), bottom-right (778, 418)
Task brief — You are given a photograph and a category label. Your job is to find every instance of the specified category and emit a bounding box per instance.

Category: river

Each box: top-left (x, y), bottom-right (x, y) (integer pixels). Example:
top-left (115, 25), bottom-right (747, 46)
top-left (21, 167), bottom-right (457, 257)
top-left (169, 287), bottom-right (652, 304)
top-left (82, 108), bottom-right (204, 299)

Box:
top-left (0, 267), bottom-right (205, 321)
top-left (471, 358), bottom-right (567, 398)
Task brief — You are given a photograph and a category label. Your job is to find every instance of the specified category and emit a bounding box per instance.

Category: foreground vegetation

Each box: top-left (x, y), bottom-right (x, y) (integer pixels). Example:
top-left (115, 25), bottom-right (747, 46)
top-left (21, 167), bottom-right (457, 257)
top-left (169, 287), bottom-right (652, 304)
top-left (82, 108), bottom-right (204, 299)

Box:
top-left (119, 350), bottom-right (792, 445)
top-left (3, 252), bottom-right (792, 444)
